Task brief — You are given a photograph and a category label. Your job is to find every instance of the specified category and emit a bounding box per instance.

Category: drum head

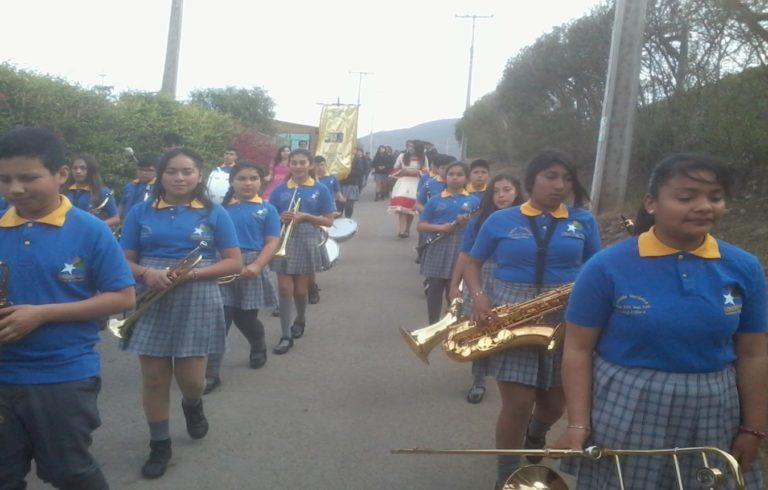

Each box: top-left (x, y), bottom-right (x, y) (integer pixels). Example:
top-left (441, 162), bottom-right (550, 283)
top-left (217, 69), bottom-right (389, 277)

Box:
top-left (207, 170), bottom-right (231, 205)
top-left (322, 239), bottom-right (340, 270)
top-left (328, 218), bottom-right (358, 242)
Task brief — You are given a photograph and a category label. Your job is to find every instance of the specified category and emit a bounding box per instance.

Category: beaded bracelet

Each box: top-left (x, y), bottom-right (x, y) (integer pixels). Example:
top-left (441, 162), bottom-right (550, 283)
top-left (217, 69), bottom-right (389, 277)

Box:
top-left (567, 424), bottom-right (591, 431)
top-left (738, 426), bottom-right (768, 439)
top-left (472, 290), bottom-right (486, 298)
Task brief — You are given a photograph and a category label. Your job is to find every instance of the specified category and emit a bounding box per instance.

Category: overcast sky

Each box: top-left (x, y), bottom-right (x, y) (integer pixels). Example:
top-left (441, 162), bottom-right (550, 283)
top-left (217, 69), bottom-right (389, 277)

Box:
top-left (3, 0), bottom-right (603, 136)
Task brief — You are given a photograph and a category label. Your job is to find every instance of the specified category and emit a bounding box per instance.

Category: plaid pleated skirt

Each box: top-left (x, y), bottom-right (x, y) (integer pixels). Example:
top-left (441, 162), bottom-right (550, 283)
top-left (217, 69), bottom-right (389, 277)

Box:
top-left (561, 356), bottom-right (763, 490)
top-left (462, 261), bottom-right (497, 378)
top-left (270, 222), bottom-right (323, 275)
top-left (420, 229), bottom-right (463, 279)
top-left (220, 251), bottom-right (278, 310)
top-left (341, 184), bottom-right (360, 201)
top-left (487, 280), bottom-right (566, 388)
top-left (120, 257), bottom-right (226, 357)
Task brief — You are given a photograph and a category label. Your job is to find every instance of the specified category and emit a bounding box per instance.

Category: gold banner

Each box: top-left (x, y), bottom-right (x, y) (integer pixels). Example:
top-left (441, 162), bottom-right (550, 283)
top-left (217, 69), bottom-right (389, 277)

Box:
top-left (315, 104), bottom-right (359, 180)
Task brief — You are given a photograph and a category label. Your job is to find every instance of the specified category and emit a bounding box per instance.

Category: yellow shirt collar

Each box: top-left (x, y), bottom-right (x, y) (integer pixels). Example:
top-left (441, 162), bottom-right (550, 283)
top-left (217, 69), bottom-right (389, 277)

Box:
top-left (227, 195), bottom-right (263, 205)
top-left (68, 183), bottom-right (89, 190)
top-left (286, 177), bottom-right (316, 189)
top-left (0, 195), bottom-right (73, 228)
top-left (638, 227), bottom-right (720, 258)
top-left (132, 177), bottom-right (157, 185)
top-left (153, 198), bottom-right (205, 209)
top-left (520, 200), bottom-right (569, 219)
top-left (469, 184), bottom-right (487, 192)
top-left (440, 189), bottom-right (469, 198)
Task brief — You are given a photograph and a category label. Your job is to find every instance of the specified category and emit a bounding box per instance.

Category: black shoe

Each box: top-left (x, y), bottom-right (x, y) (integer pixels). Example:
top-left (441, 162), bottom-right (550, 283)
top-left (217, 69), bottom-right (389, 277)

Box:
top-left (249, 350), bottom-right (267, 369)
top-left (524, 431), bottom-right (546, 463)
top-left (290, 321), bottom-right (306, 339)
top-left (271, 306), bottom-right (280, 317)
top-left (308, 284), bottom-right (320, 304)
top-left (466, 384), bottom-right (486, 404)
top-left (141, 438), bottom-right (172, 479)
top-left (273, 337), bottom-right (293, 355)
top-left (182, 400), bottom-right (209, 440)
top-left (202, 376), bottom-right (221, 395)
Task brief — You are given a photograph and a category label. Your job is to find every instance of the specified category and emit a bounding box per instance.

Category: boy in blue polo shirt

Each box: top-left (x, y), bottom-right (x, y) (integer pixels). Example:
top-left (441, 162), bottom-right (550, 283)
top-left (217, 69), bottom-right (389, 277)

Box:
top-left (0, 128), bottom-right (136, 490)
top-left (119, 153), bottom-right (158, 218)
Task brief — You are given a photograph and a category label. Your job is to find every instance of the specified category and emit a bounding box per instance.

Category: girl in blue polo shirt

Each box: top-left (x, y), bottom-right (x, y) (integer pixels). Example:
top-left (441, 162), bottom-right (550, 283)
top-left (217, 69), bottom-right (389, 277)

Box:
top-left (120, 148), bottom-right (242, 480)
top-left (552, 154), bottom-right (767, 489)
top-left (417, 161), bottom-right (480, 325)
top-left (448, 173), bottom-right (524, 404)
top-left (204, 161), bottom-right (280, 393)
top-left (64, 154), bottom-right (119, 228)
top-left (465, 149), bottom-right (600, 487)
top-left (311, 155), bottom-right (343, 303)
top-left (268, 149), bottom-right (335, 355)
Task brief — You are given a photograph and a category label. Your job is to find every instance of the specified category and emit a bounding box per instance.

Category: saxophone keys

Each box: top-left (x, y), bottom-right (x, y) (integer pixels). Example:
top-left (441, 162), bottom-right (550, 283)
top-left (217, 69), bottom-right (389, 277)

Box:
top-left (476, 336), bottom-right (494, 350)
top-left (459, 346), bottom-right (473, 358)
top-left (496, 329), bottom-right (513, 342)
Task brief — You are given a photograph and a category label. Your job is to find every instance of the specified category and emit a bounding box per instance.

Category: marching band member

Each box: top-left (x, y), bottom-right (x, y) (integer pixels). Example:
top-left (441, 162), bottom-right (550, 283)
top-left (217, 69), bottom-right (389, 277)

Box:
top-left (206, 147), bottom-right (239, 205)
top-left (119, 148), bottom-right (241, 480)
top-left (467, 159), bottom-right (491, 200)
top-left (119, 154), bottom-right (158, 218)
top-left (268, 149), bottom-right (334, 355)
top-left (464, 149), bottom-right (600, 488)
top-left (449, 173), bottom-right (524, 404)
top-left (415, 156), bottom-right (450, 264)
top-left (204, 161), bottom-right (280, 393)
top-left (64, 154), bottom-right (119, 228)
top-left (553, 153), bottom-right (767, 489)
top-left (417, 161), bottom-right (480, 325)
top-left (0, 128), bottom-right (135, 490)
top-left (311, 155), bottom-right (343, 304)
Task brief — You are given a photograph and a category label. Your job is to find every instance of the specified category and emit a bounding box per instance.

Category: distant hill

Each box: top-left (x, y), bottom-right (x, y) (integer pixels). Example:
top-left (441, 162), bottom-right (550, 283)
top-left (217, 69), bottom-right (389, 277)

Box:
top-left (358, 118), bottom-right (461, 156)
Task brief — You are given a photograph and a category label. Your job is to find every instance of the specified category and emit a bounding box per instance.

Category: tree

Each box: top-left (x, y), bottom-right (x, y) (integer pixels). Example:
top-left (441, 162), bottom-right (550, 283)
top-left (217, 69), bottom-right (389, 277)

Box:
top-left (189, 86), bottom-right (275, 132)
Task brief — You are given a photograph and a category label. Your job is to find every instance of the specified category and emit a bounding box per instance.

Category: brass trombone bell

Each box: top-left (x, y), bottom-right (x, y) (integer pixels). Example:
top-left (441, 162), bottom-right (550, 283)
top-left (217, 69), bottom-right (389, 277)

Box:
top-left (503, 465), bottom-right (568, 490)
top-left (399, 297), bottom-right (463, 364)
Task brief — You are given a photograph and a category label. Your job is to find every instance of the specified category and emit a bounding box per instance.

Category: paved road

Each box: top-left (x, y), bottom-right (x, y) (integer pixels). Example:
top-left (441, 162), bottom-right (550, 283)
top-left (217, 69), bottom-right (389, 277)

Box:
top-left (29, 185), bottom-right (566, 489)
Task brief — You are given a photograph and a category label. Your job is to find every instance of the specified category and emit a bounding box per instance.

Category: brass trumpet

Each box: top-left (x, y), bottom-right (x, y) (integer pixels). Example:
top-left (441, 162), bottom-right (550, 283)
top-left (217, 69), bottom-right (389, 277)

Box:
top-left (108, 241), bottom-right (207, 342)
top-left (274, 195), bottom-right (301, 259)
top-left (393, 445), bottom-right (745, 489)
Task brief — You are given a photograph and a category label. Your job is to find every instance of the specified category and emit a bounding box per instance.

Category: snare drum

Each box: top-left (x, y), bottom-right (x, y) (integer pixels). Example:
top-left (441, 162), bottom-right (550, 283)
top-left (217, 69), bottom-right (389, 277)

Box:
top-left (328, 218), bottom-right (358, 243)
top-left (320, 238), bottom-right (340, 271)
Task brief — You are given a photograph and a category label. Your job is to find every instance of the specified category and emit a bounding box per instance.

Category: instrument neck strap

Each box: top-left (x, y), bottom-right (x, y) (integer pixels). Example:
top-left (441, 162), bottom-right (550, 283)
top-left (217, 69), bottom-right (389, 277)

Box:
top-left (527, 215), bottom-right (560, 294)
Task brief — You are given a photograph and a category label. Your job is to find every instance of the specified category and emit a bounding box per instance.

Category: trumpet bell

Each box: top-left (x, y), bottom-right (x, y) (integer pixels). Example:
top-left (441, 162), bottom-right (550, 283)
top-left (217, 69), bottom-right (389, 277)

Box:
top-left (503, 465), bottom-right (569, 490)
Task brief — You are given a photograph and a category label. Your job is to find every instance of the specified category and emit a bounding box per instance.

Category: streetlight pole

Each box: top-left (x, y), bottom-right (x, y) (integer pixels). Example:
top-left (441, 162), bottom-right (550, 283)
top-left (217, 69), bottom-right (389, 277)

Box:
top-left (456, 14), bottom-right (493, 160)
top-left (349, 71), bottom-right (374, 154)
top-left (161, 0), bottom-right (184, 98)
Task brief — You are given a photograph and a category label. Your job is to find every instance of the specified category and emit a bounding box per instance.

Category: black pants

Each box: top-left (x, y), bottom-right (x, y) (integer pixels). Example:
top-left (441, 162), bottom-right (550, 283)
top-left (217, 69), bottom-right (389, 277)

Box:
top-left (424, 277), bottom-right (450, 325)
top-left (336, 200), bottom-right (354, 218)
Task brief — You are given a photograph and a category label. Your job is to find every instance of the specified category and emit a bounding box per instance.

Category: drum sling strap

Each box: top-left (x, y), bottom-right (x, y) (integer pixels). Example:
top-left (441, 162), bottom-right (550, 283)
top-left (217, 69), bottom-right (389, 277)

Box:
top-left (527, 215), bottom-right (560, 295)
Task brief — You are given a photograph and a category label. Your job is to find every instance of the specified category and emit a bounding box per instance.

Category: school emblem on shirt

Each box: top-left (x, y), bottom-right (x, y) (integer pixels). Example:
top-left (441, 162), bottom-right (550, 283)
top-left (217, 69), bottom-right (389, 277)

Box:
top-left (460, 201), bottom-right (474, 213)
top-left (310, 190), bottom-right (320, 201)
top-left (435, 203), bottom-right (448, 213)
top-left (252, 208), bottom-right (268, 221)
top-left (723, 286), bottom-right (743, 315)
top-left (140, 224), bottom-right (153, 239)
top-left (507, 226), bottom-right (533, 240)
top-left (614, 294), bottom-right (651, 315)
top-left (191, 223), bottom-right (214, 241)
top-left (59, 256), bottom-right (87, 282)
top-left (562, 220), bottom-right (586, 239)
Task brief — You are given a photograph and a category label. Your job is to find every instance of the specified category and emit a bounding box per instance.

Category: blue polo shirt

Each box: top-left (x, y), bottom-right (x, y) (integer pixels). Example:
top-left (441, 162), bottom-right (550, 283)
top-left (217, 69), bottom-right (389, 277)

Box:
top-left (0, 197), bottom-right (134, 384)
top-left (566, 230), bottom-right (768, 373)
top-left (121, 178), bottom-right (155, 217)
top-left (460, 216), bottom-right (484, 253)
top-left (66, 185), bottom-right (118, 218)
top-left (224, 196), bottom-right (281, 252)
top-left (268, 178), bottom-right (335, 216)
top-left (120, 198), bottom-right (239, 259)
top-left (417, 176), bottom-right (447, 205)
top-left (0, 196), bottom-right (8, 213)
top-left (470, 201), bottom-right (601, 284)
top-left (468, 184), bottom-right (486, 201)
top-left (318, 175), bottom-right (340, 196)
top-left (421, 190), bottom-right (480, 238)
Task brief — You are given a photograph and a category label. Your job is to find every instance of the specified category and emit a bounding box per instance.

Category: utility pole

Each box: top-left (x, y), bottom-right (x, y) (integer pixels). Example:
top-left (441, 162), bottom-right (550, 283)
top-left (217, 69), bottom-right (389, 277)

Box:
top-left (349, 71), bottom-right (374, 154)
top-left (456, 14), bottom-right (493, 160)
top-left (590, 0), bottom-right (649, 214)
top-left (161, 0), bottom-right (184, 98)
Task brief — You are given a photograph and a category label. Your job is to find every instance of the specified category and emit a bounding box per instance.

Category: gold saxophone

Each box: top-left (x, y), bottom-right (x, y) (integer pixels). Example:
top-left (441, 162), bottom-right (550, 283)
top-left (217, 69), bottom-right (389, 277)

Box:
top-left (442, 284), bottom-right (572, 362)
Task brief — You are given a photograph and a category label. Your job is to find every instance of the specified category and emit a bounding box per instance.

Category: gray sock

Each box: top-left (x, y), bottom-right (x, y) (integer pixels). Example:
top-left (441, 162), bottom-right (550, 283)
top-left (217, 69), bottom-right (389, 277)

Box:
top-left (279, 296), bottom-right (293, 339)
top-left (149, 420), bottom-right (170, 441)
top-left (497, 454), bottom-right (521, 484)
top-left (527, 416), bottom-right (552, 439)
top-left (182, 397), bottom-right (201, 407)
top-left (294, 295), bottom-right (307, 324)
top-left (472, 372), bottom-right (486, 387)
